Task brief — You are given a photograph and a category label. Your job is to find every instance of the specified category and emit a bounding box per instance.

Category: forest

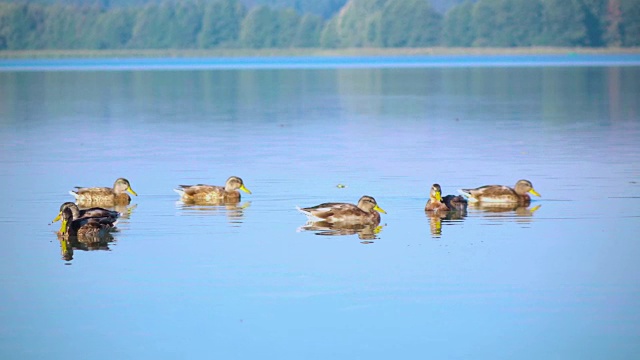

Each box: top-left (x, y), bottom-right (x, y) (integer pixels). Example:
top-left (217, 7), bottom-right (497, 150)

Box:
top-left (0, 0), bottom-right (638, 51)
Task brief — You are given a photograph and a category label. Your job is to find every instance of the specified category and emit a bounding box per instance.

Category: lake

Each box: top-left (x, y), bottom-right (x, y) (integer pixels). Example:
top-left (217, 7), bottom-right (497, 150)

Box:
top-left (1, 55), bottom-right (640, 359)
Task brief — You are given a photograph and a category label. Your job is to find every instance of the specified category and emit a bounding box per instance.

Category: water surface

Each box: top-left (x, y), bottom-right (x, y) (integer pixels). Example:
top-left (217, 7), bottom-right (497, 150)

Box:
top-left (1, 58), bottom-right (639, 359)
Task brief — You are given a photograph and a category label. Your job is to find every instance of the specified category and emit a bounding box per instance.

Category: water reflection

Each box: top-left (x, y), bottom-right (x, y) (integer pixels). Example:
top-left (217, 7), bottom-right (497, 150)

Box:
top-left (426, 209), bottom-right (467, 238)
top-left (55, 231), bottom-right (116, 262)
top-left (297, 221), bottom-right (384, 243)
top-left (176, 201), bottom-right (250, 223)
top-left (469, 203), bottom-right (541, 223)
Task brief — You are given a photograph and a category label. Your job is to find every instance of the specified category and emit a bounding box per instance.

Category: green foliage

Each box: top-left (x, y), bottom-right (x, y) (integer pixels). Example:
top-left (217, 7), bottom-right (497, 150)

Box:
top-left (292, 14), bottom-right (323, 47)
top-left (472, 0), bottom-right (543, 47)
top-left (240, 5), bottom-right (302, 48)
top-left (0, 3), bottom-right (43, 49)
top-left (198, 0), bottom-right (246, 48)
top-left (540, 0), bottom-right (587, 46)
top-left (443, 1), bottom-right (474, 46)
top-left (380, 0), bottom-right (442, 47)
top-left (321, 0), bottom-right (388, 47)
top-left (620, 0), bottom-right (640, 46)
top-left (0, 0), bottom-right (638, 50)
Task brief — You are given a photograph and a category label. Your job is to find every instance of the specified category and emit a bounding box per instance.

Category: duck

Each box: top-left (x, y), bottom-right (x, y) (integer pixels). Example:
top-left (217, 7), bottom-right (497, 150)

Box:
top-left (58, 207), bottom-right (117, 239)
top-left (174, 176), bottom-right (251, 203)
top-left (425, 184), bottom-right (449, 212)
top-left (458, 179), bottom-right (540, 204)
top-left (425, 184), bottom-right (468, 212)
top-left (52, 202), bottom-right (120, 223)
top-left (69, 178), bottom-right (137, 206)
top-left (297, 195), bottom-right (386, 224)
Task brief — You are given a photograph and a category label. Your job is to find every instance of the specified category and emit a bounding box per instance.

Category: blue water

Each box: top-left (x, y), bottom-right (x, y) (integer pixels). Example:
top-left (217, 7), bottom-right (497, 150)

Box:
top-left (1, 58), bottom-right (639, 359)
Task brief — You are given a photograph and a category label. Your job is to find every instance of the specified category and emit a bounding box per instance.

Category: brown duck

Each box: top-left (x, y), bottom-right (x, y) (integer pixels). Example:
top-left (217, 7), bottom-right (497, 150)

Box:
top-left (69, 178), bottom-right (137, 206)
top-left (458, 179), bottom-right (540, 204)
top-left (297, 195), bottom-right (386, 224)
top-left (175, 176), bottom-right (251, 203)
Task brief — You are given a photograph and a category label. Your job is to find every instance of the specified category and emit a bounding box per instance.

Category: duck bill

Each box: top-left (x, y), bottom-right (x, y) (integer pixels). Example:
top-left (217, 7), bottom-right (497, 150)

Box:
top-left (435, 191), bottom-right (443, 202)
top-left (374, 205), bottom-right (387, 214)
top-left (127, 186), bottom-right (138, 196)
top-left (240, 185), bottom-right (252, 194)
top-left (52, 211), bottom-right (62, 223)
top-left (528, 188), bottom-right (541, 197)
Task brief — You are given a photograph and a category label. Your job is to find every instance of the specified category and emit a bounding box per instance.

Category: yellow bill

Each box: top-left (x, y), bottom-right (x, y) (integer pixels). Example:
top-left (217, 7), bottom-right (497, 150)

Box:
top-left (529, 188), bottom-right (541, 197)
top-left (52, 211), bottom-right (62, 223)
top-left (127, 186), bottom-right (138, 196)
top-left (374, 205), bottom-right (387, 214)
top-left (240, 184), bottom-right (252, 194)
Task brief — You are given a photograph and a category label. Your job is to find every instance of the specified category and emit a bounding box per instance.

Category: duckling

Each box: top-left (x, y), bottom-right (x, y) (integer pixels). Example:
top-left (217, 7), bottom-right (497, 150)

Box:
top-left (58, 207), bottom-right (117, 239)
top-left (297, 195), bottom-right (386, 224)
top-left (458, 179), bottom-right (540, 204)
top-left (69, 178), bottom-right (137, 206)
top-left (175, 176), bottom-right (251, 203)
top-left (52, 202), bottom-right (120, 223)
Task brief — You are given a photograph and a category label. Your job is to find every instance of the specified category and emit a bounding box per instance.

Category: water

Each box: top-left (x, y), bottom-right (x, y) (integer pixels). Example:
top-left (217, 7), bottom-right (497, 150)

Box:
top-left (1, 57), bottom-right (639, 359)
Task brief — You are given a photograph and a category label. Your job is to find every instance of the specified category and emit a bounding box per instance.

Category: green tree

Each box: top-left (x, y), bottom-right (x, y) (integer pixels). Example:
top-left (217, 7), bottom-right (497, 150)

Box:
top-left (197, 0), bottom-right (246, 48)
top-left (379, 0), bottom-right (442, 47)
top-left (605, 0), bottom-right (622, 46)
top-left (319, 0), bottom-right (387, 47)
top-left (129, 3), bottom-right (175, 48)
top-left (620, 0), bottom-right (640, 46)
top-left (443, 1), bottom-right (474, 46)
top-left (581, 0), bottom-right (607, 46)
top-left (38, 4), bottom-right (102, 49)
top-left (0, 3), bottom-right (45, 50)
top-left (240, 5), bottom-right (279, 48)
top-left (274, 8), bottom-right (300, 47)
top-left (292, 13), bottom-right (323, 47)
top-left (91, 8), bottom-right (135, 49)
top-left (471, 0), bottom-right (501, 46)
top-left (507, 0), bottom-right (542, 46)
top-left (540, 0), bottom-right (587, 46)
top-left (319, 17), bottom-right (340, 47)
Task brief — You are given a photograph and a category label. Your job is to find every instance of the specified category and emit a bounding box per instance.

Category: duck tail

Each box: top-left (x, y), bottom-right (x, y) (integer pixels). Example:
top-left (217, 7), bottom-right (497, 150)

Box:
top-left (68, 190), bottom-right (79, 200)
top-left (457, 189), bottom-right (478, 203)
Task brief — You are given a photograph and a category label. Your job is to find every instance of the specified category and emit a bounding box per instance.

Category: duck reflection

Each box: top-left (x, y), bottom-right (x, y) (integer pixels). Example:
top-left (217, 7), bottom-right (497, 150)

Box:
top-left (176, 200), bottom-right (250, 222)
top-left (470, 203), bottom-right (541, 222)
top-left (425, 208), bottom-right (467, 238)
top-left (56, 232), bottom-right (115, 262)
top-left (298, 221), bottom-right (384, 242)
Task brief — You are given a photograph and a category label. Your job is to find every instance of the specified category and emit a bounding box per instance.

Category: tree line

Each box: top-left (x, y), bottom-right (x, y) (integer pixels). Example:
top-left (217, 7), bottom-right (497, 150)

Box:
top-left (0, 0), bottom-right (638, 51)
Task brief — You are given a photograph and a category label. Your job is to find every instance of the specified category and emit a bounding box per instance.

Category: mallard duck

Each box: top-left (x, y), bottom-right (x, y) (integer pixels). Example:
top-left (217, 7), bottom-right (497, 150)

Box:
top-left (425, 184), bottom-right (468, 212)
top-left (58, 207), bottom-right (117, 238)
top-left (69, 178), bottom-right (137, 206)
top-left (297, 195), bottom-right (386, 224)
top-left (458, 179), bottom-right (540, 204)
top-left (52, 202), bottom-right (120, 223)
top-left (425, 184), bottom-right (449, 212)
top-left (174, 176), bottom-right (251, 203)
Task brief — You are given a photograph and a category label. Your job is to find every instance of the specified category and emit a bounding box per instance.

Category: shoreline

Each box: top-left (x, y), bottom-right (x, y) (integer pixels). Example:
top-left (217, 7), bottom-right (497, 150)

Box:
top-left (2, 47), bottom-right (640, 59)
